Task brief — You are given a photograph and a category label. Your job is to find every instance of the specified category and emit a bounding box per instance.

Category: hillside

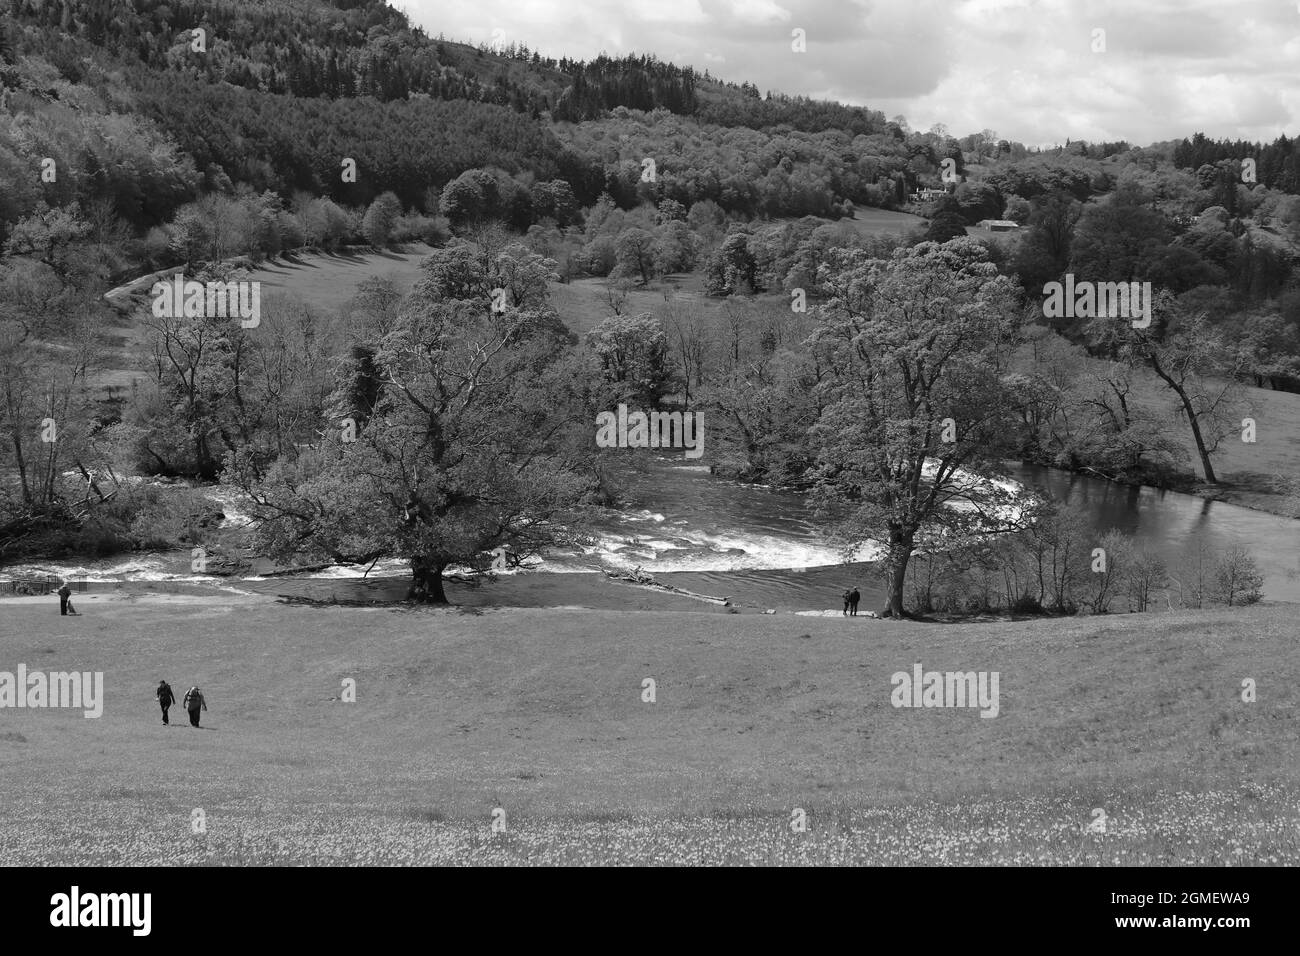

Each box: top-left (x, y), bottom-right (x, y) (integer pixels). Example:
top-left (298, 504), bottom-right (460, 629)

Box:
top-left (3, 0), bottom-right (1299, 605)
top-left (1, 0), bottom-right (882, 129)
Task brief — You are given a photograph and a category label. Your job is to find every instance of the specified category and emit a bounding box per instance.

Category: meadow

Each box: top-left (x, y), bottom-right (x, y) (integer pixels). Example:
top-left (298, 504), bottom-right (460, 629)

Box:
top-left (239, 244), bottom-right (435, 315)
top-left (844, 203), bottom-right (929, 238)
top-left (0, 593), bottom-right (1294, 865)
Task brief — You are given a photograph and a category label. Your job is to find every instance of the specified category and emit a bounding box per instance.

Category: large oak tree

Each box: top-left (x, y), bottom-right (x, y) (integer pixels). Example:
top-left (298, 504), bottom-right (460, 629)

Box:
top-left (238, 249), bottom-right (602, 602)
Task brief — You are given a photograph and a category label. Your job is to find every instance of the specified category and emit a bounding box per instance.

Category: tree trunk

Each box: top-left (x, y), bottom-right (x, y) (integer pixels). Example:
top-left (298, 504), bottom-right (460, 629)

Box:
top-left (194, 428), bottom-right (222, 482)
top-left (882, 531), bottom-right (913, 618)
top-left (1158, 377), bottom-right (1219, 483)
top-left (1183, 405), bottom-right (1218, 484)
top-left (408, 556), bottom-right (449, 604)
top-left (1149, 358), bottom-right (1218, 484)
top-left (12, 433), bottom-right (30, 504)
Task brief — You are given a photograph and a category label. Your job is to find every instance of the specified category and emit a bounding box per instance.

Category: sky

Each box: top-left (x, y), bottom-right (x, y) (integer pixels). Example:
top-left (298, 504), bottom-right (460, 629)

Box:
top-left (394, 0), bottom-right (1300, 147)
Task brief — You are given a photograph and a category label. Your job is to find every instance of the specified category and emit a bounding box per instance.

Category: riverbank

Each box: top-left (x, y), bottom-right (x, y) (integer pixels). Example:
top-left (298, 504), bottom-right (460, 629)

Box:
top-left (0, 598), bottom-right (1294, 864)
top-left (0, 567), bottom-right (889, 616)
top-left (1028, 346), bottom-right (1300, 519)
top-left (5, 449), bottom-right (1300, 611)
top-left (1187, 473), bottom-right (1300, 518)
top-left (0, 576), bottom-right (741, 614)
top-left (1019, 454), bottom-right (1300, 519)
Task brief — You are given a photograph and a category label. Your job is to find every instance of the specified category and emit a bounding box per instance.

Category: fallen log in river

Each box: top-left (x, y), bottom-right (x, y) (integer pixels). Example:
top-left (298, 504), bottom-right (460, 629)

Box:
top-left (601, 567), bottom-right (731, 606)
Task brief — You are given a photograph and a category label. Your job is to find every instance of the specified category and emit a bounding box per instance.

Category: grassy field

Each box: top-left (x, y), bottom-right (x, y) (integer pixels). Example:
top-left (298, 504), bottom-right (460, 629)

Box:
top-left (244, 244), bottom-right (433, 315)
top-left (93, 245), bottom-right (435, 394)
top-left (548, 273), bottom-right (734, 336)
top-left (0, 593), bottom-right (1295, 865)
top-left (845, 203), bottom-right (928, 237)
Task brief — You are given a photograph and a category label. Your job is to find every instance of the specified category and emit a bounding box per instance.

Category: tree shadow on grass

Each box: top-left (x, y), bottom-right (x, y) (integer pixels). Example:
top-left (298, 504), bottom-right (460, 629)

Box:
top-left (263, 253), bottom-right (321, 271)
top-left (272, 594), bottom-right (473, 614)
top-left (321, 248), bottom-right (366, 262)
top-left (1222, 470), bottom-right (1295, 495)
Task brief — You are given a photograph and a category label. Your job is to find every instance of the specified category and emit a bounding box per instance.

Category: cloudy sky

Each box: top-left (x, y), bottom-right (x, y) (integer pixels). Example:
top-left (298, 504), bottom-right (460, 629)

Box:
top-left (397, 0), bottom-right (1299, 147)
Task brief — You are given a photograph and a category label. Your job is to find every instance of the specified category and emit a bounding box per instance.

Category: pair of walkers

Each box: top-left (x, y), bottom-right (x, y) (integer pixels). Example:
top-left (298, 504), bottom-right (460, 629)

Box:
top-left (156, 681), bottom-right (207, 727)
top-left (841, 587), bottom-right (861, 616)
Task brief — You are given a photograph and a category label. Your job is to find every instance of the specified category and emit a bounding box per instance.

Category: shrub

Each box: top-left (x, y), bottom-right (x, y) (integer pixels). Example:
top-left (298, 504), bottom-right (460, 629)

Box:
top-left (391, 213), bottom-right (451, 246)
top-left (1211, 545), bottom-right (1264, 606)
top-left (1125, 547), bottom-right (1169, 611)
top-left (362, 192), bottom-right (403, 247)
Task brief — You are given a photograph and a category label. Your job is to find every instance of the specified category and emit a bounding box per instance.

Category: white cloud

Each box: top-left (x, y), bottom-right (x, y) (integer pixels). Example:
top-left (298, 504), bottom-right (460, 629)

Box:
top-left (633, 1), bottom-right (710, 26)
top-left (399, 0), bottom-right (1298, 144)
top-left (728, 0), bottom-right (792, 25)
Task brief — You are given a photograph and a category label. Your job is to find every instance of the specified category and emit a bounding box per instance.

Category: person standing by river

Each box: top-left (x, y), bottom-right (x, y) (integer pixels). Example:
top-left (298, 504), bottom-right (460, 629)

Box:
top-left (56, 581), bottom-right (78, 616)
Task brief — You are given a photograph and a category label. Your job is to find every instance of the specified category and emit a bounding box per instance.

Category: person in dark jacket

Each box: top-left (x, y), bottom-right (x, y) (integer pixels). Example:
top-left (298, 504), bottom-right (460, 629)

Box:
top-left (183, 686), bottom-right (207, 727)
top-left (156, 681), bottom-right (176, 725)
top-left (57, 582), bottom-right (72, 616)
top-left (849, 587), bottom-right (861, 617)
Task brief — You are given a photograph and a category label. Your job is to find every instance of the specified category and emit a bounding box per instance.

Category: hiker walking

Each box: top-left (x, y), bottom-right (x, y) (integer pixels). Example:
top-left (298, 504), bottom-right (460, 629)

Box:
top-left (156, 680), bottom-right (176, 725)
top-left (182, 686), bottom-right (207, 728)
top-left (57, 581), bottom-right (74, 616)
top-left (842, 588), bottom-right (852, 616)
top-left (849, 587), bottom-right (861, 617)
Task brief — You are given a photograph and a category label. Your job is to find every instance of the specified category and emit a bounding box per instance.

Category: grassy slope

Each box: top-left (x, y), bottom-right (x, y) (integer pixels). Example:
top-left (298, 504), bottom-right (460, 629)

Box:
top-left (94, 245), bottom-right (436, 394)
top-left (0, 595), bottom-right (1295, 864)
top-left (547, 272), bottom-right (730, 336)
top-left (1048, 348), bottom-right (1300, 514)
top-left (243, 244), bottom-right (434, 315)
top-left (845, 204), bottom-right (928, 237)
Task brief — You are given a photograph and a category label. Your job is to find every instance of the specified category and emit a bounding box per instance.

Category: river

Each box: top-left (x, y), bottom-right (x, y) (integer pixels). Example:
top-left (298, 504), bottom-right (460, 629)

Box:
top-left (3, 459), bottom-right (1297, 611)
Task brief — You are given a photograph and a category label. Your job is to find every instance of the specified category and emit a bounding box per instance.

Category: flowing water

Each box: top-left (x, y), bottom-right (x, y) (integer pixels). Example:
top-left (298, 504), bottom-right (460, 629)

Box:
top-left (4, 459), bottom-right (1297, 611)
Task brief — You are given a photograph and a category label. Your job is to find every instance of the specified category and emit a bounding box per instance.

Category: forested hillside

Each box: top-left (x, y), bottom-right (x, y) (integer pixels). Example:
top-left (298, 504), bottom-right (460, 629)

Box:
top-left (2, 0), bottom-right (1299, 611)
